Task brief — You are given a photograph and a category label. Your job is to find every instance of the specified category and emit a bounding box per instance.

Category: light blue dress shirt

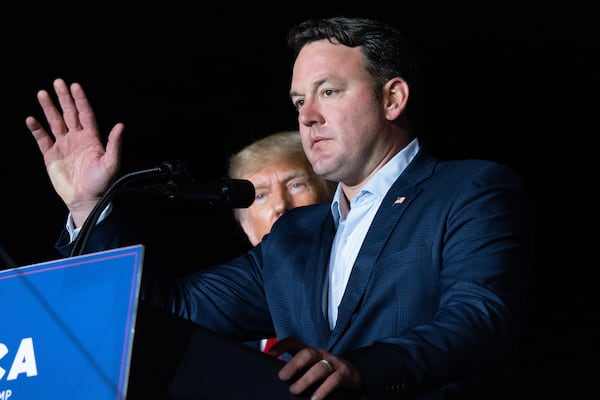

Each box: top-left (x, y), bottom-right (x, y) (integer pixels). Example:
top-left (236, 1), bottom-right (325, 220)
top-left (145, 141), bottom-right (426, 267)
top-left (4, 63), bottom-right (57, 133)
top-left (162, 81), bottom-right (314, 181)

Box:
top-left (326, 138), bottom-right (420, 329)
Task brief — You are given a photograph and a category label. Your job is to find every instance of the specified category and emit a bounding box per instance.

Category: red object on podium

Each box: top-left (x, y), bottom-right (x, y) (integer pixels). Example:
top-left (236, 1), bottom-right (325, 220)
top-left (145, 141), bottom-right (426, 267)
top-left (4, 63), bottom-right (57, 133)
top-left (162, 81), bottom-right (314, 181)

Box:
top-left (263, 337), bottom-right (278, 353)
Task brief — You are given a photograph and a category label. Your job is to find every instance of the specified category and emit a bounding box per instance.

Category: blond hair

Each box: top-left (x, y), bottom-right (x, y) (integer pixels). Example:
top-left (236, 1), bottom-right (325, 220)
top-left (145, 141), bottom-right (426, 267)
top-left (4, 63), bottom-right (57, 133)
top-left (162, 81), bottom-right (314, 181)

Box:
top-left (228, 131), bottom-right (336, 220)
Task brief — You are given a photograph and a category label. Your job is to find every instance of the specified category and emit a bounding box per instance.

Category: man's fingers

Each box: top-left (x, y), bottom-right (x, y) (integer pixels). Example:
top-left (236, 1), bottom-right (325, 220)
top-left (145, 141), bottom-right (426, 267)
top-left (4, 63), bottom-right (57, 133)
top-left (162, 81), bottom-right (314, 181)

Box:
top-left (25, 116), bottom-right (54, 154)
top-left (70, 82), bottom-right (97, 131)
top-left (287, 358), bottom-right (338, 398)
top-left (36, 89), bottom-right (68, 137)
top-left (54, 78), bottom-right (82, 131)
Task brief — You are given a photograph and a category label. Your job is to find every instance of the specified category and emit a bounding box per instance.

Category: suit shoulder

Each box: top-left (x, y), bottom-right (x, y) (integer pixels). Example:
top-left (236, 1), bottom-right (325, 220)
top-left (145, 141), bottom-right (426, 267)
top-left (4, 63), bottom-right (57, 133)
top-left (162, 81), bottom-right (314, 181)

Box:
top-left (267, 203), bottom-right (331, 235)
top-left (435, 158), bottom-right (526, 186)
top-left (281, 203), bottom-right (331, 223)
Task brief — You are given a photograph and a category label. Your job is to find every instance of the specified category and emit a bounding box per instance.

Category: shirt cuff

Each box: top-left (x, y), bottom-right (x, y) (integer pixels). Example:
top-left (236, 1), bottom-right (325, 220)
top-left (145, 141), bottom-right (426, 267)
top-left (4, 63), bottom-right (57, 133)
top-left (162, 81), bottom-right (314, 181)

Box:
top-left (65, 203), bottom-right (113, 242)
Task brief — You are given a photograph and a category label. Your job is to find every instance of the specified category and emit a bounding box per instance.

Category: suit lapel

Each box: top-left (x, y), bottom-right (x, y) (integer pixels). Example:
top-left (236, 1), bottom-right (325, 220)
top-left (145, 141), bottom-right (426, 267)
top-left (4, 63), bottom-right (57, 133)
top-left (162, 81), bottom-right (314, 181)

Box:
top-left (326, 144), bottom-right (440, 348)
top-left (303, 212), bottom-right (337, 345)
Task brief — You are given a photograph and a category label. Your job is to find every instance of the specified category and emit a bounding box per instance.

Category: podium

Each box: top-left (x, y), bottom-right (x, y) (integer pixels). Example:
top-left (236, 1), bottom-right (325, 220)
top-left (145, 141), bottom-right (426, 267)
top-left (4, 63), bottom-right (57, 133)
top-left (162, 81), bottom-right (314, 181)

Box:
top-left (0, 243), bottom-right (360, 399)
top-left (169, 325), bottom-right (361, 399)
top-left (0, 245), bottom-right (144, 399)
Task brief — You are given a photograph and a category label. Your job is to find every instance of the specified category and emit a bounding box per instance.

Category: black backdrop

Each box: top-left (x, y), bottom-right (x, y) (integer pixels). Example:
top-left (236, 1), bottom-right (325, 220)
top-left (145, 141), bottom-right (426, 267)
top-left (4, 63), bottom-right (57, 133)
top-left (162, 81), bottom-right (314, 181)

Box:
top-left (2, 4), bottom-right (598, 398)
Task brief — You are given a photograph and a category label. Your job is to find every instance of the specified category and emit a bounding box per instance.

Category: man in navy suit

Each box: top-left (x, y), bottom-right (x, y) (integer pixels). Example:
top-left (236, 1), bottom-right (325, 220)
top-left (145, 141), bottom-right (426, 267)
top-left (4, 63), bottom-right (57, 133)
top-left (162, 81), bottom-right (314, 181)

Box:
top-left (25, 17), bottom-right (532, 399)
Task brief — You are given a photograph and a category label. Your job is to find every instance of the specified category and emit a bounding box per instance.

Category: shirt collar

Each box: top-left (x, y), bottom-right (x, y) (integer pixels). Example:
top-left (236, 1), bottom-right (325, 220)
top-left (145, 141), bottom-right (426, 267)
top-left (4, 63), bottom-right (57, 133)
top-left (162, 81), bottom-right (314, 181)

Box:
top-left (331, 137), bottom-right (420, 224)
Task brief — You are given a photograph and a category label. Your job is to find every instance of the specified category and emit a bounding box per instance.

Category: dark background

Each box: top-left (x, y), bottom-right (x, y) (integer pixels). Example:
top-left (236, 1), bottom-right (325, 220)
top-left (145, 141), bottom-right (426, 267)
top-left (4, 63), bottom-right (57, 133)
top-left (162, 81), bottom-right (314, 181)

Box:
top-left (2, 4), bottom-right (597, 398)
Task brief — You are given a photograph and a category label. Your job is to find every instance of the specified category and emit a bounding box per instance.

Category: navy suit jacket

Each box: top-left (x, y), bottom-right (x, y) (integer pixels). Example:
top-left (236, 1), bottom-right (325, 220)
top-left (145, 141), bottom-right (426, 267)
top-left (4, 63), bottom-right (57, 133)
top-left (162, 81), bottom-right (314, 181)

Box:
top-left (57, 146), bottom-right (533, 399)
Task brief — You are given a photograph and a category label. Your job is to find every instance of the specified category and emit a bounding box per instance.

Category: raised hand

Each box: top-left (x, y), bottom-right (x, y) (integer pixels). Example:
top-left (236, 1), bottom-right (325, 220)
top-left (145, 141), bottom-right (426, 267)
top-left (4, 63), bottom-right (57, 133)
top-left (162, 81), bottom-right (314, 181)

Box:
top-left (25, 78), bottom-right (125, 227)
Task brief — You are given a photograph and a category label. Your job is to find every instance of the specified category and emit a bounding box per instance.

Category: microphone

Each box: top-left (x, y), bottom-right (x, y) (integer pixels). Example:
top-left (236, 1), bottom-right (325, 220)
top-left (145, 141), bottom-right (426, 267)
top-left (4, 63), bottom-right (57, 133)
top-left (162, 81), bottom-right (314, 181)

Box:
top-left (151, 178), bottom-right (256, 208)
top-left (134, 161), bottom-right (256, 208)
top-left (71, 160), bottom-right (254, 257)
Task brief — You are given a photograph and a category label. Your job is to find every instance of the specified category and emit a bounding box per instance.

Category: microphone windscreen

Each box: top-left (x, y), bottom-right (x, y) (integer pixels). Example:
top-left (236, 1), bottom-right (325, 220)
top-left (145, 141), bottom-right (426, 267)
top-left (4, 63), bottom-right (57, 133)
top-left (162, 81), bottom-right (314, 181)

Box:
top-left (223, 179), bottom-right (255, 208)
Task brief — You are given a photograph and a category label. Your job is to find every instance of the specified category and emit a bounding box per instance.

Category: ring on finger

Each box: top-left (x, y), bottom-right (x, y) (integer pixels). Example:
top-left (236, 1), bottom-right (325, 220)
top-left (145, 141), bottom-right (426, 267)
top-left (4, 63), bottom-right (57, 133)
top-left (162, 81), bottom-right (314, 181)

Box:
top-left (318, 359), bottom-right (334, 373)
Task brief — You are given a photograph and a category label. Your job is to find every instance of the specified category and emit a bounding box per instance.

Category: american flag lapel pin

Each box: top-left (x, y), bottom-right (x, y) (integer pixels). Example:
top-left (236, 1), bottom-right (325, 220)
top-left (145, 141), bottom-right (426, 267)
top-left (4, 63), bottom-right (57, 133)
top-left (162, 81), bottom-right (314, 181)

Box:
top-left (393, 196), bottom-right (406, 205)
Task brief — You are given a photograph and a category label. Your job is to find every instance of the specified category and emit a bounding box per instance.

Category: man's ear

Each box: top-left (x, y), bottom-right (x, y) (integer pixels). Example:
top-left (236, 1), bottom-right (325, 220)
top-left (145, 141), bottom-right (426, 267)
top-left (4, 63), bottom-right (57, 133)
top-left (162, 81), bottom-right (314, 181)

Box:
top-left (383, 78), bottom-right (409, 121)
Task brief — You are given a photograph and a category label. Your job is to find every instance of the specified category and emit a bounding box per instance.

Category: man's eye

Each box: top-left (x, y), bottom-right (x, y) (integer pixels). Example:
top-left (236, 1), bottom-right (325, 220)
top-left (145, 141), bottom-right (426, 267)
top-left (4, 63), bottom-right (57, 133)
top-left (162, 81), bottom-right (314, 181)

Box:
top-left (289, 182), bottom-right (308, 193)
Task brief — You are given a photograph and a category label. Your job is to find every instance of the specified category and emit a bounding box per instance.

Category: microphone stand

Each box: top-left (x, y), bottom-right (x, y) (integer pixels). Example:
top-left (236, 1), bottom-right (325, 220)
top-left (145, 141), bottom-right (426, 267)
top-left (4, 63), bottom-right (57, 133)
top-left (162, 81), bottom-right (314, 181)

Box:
top-left (69, 161), bottom-right (185, 257)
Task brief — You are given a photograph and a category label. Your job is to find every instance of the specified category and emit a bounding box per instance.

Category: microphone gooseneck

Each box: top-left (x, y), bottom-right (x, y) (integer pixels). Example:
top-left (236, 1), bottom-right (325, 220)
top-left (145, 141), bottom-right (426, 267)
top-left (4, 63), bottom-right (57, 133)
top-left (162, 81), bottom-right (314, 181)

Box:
top-left (70, 160), bottom-right (255, 257)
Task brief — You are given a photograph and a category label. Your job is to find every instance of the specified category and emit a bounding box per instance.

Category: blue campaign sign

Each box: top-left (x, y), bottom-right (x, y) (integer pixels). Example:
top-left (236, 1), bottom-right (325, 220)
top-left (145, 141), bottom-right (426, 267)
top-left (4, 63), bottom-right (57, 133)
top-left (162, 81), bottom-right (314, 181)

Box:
top-left (0, 245), bottom-right (144, 400)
